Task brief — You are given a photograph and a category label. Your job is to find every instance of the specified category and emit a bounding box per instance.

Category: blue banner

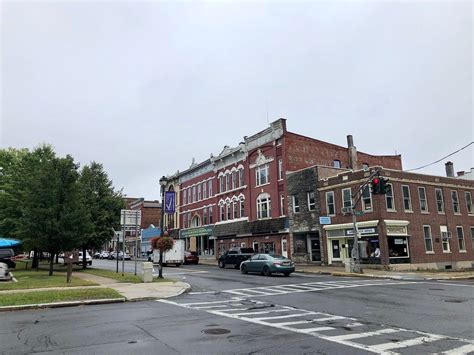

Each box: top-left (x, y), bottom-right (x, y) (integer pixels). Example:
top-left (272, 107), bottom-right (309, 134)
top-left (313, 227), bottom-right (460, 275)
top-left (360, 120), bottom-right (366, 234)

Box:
top-left (165, 191), bottom-right (176, 214)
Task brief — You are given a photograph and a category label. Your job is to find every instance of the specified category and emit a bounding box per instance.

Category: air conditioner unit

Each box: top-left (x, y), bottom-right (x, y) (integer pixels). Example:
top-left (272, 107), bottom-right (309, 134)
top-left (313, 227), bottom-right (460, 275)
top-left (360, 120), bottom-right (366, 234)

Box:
top-left (441, 231), bottom-right (452, 239)
top-left (341, 207), bottom-right (353, 215)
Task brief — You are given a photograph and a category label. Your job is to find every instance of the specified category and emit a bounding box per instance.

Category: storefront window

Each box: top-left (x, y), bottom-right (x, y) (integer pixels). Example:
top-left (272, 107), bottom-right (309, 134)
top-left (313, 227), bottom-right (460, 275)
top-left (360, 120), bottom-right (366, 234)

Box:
top-left (294, 234), bottom-right (307, 254)
top-left (388, 237), bottom-right (409, 258)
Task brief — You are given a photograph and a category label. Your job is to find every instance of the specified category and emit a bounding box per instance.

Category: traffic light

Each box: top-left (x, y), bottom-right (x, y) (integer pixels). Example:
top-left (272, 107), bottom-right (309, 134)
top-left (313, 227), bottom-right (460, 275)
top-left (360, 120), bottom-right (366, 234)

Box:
top-left (371, 177), bottom-right (381, 195)
top-left (380, 177), bottom-right (390, 194)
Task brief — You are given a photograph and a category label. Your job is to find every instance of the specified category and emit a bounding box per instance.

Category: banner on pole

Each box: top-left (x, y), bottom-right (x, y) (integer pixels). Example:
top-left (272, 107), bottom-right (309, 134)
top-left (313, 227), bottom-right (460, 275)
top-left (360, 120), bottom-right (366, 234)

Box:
top-left (164, 191), bottom-right (176, 214)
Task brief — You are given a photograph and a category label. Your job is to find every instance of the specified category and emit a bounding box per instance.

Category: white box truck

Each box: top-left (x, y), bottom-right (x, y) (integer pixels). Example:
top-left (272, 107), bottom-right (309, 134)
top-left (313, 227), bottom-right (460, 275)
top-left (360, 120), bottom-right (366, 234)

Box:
top-left (153, 239), bottom-right (185, 267)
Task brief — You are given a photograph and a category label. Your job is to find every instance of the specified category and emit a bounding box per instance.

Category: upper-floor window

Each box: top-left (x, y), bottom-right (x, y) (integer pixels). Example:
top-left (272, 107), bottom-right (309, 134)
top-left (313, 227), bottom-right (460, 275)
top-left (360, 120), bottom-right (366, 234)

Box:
top-left (361, 185), bottom-right (372, 211)
top-left (219, 176), bottom-right (224, 193)
top-left (326, 191), bottom-right (335, 215)
top-left (240, 196), bottom-right (245, 218)
top-left (208, 180), bottom-right (212, 197)
top-left (435, 188), bottom-right (444, 213)
top-left (183, 189), bottom-right (187, 205)
top-left (225, 174), bottom-right (230, 191)
top-left (220, 204), bottom-right (225, 221)
top-left (278, 159), bottom-right (283, 180)
top-left (418, 187), bottom-right (428, 212)
top-left (451, 190), bottom-right (460, 214)
top-left (471, 227), bottom-right (474, 252)
top-left (333, 160), bottom-right (341, 168)
top-left (280, 194), bottom-right (285, 216)
top-left (197, 184), bottom-right (202, 201)
top-left (232, 171), bottom-right (237, 190)
top-left (401, 185), bottom-right (412, 211)
top-left (257, 193), bottom-right (271, 219)
top-left (187, 212), bottom-right (191, 228)
top-left (203, 208), bottom-right (207, 225)
top-left (208, 206), bottom-right (213, 224)
top-left (233, 199), bottom-right (238, 219)
top-left (203, 182), bottom-right (207, 199)
top-left (342, 188), bottom-right (352, 209)
top-left (187, 188), bottom-right (191, 204)
top-left (440, 225), bottom-right (450, 252)
top-left (385, 183), bottom-right (395, 211)
top-left (465, 191), bottom-right (473, 214)
top-left (183, 213), bottom-right (187, 229)
top-left (192, 186), bottom-right (196, 203)
top-left (191, 215), bottom-right (200, 228)
top-left (226, 201), bottom-right (231, 220)
top-left (307, 191), bottom-right (316, 211)
top-left (457, 226), bottom-right (466, 251)
top-left (423, 226), bottom-right (433, 253)
top-left (292, 195), bottom-right (300, 213)
top-left (362, 163), bottom-right (369, 170)
top-left (256, 164), bottom-right (269, 186)
top-left (239, 169), bottom-right (244, 186)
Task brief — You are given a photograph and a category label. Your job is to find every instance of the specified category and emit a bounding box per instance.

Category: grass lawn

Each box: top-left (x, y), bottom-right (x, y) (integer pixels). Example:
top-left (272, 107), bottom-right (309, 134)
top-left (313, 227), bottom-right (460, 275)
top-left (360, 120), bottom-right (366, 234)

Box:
top-left (0, 270), bottom-right (98, 290)
top-left (0, 288), bottom-right (122, 307)
top-left (78, 268), bottom-right (174, 283)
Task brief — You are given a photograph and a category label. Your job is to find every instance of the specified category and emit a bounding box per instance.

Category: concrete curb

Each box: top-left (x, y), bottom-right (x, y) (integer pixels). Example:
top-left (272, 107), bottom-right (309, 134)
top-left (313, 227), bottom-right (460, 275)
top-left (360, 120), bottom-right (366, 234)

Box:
top-left (0, 298), bottom-right (126, 312)
top-left (124, 282), bottom-right (192, 302)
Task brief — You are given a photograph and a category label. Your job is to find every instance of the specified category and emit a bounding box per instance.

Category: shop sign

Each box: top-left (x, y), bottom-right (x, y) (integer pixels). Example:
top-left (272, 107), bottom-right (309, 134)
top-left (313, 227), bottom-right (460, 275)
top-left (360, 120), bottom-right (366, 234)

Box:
top-left (386, 225), bottom-right (407, 235)
top-left (346, 228), bottom-right (376, 236)
top-left (180, 226), bottom-right (214, 238)
top-left (319, 216), bottom-right (331, 225)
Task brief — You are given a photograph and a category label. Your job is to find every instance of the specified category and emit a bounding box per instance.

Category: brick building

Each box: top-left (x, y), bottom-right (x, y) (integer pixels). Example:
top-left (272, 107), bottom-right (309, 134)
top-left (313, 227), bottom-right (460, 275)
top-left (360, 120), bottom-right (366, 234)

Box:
top-left (126, 198), bottom-right (162, 255)
top-left (166, 119), bottom-right (401, 258)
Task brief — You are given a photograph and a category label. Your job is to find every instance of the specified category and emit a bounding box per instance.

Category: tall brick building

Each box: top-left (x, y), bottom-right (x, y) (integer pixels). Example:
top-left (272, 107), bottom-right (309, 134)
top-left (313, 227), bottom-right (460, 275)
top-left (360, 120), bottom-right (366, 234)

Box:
top-left (165, 119), bottom-right (401, 258)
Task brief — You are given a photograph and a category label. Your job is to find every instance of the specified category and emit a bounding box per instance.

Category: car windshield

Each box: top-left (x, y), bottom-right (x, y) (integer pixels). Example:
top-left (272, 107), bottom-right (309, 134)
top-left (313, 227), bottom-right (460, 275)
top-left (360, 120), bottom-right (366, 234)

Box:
top-left (268, 254), bottom-right (287, 260)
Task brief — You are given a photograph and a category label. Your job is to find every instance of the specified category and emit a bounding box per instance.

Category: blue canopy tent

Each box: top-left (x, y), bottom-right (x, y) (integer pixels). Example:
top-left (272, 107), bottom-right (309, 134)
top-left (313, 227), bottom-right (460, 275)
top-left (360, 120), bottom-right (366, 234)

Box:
top-left (0, 238), bottom-right (22, 248)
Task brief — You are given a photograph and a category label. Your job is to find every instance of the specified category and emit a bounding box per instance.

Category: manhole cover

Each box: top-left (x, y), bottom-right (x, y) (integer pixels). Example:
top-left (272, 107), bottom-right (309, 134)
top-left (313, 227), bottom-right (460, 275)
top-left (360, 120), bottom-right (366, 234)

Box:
top-left (202, 328), bottom-right (231, 335)
top-left (444, 299), bottom-right (467, 303)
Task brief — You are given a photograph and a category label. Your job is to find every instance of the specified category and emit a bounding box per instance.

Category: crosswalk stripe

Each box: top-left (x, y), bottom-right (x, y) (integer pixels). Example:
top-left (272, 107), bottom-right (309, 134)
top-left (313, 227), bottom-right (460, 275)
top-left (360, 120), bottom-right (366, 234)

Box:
top-left (254, 313), bottom-right (315, 321)
top-left (300, 326), bottom-right (336, 333)
top-left (370, 335), bottom-right (445, 351)
top-left (231, 308), bottom-right (290, 317)
top-left (328, 328), bottom-right (400, 341)
top-left (313, 315), bottom-right (351, 322)
top-left (442, 343), bottom-right (474, 354)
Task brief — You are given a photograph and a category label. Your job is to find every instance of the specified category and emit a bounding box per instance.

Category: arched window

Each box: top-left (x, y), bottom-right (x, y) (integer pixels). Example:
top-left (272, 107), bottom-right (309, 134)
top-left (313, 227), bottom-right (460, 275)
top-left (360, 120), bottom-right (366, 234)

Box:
top-left (240, 195), bottom-right (245, 218)
top-left (257, 193), bottom-right (271, 219)
top-left (233, 199), bottom-right (238, 219)
top-left (192, 215), bottom-right (200, 227)
top-left (219, 200), bottom-right (225, 221)
top-left (226, 199), bottom-right (231, 220)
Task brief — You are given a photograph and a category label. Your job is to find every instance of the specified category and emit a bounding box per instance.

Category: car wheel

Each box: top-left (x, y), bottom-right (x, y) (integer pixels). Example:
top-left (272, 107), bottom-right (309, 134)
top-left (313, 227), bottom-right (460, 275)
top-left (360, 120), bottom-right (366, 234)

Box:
top-left (241, 265), bottom-right (248, 274)
top-left (283, 272), bottom-right (291, 277)
top-left (218, 260), bottom-right (225, 268)
top-left (263, 266), bottom-right (272, 277)
top-left (176, 263), bottom-right (180, 267)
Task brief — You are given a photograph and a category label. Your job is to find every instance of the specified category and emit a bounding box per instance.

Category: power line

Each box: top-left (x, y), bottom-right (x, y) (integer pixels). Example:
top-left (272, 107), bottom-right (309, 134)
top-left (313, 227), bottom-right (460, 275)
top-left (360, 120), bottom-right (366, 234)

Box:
top-left (405, 141), bottom-right (473, 172)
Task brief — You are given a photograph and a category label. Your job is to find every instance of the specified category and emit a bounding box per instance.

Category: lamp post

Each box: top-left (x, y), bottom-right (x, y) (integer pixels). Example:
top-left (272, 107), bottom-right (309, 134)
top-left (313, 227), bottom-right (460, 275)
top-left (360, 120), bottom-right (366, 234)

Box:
top-left (158, 176), bottom-right (167, 279)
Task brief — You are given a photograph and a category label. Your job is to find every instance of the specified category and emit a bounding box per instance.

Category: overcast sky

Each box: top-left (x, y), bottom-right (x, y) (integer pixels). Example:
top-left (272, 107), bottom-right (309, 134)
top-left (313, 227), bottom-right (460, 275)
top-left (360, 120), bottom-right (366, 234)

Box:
top-left (1, 0), bottom-right (472, 200)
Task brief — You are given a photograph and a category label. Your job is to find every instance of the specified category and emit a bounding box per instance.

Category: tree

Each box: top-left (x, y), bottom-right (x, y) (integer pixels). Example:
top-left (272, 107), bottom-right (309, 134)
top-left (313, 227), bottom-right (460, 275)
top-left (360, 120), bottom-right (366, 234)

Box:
top-left (151, 236), bottom-right (174, 278)
top-left (78, 162), bottom-right (124, 269)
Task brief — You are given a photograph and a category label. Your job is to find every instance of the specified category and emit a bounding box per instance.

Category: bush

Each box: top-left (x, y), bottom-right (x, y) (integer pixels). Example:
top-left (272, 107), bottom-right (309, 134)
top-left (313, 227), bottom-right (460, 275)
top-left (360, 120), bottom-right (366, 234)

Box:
top-left (151, 237), bottom-right (174, 252)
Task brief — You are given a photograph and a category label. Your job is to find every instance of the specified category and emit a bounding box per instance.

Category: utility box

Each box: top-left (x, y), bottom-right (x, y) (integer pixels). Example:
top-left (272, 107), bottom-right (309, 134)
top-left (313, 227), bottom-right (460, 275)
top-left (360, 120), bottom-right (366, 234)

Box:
top-left (142, 262), bottom-right (153, 283)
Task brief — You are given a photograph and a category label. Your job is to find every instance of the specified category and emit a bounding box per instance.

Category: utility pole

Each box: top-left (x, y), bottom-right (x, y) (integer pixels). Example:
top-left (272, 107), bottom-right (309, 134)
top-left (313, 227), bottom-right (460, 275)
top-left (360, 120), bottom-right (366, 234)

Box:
top-left (134, 210), bottom-right (139, 276)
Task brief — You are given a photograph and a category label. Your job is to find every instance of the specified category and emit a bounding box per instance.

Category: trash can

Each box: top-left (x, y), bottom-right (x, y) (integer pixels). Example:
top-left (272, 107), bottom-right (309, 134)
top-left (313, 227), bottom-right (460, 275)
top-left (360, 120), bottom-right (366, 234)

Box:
top-left (142, 262), bottom-right (153, 283)
top-left (344, 260), bottom-right (353, 273)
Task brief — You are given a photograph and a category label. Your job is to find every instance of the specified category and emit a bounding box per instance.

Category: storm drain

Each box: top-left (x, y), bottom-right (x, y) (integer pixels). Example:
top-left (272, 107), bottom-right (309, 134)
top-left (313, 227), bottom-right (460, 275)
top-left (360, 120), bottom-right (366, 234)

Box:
top-left (202, 328), bottom-right (231, 335)
top-left (443, 299), bottom-right (467, 303)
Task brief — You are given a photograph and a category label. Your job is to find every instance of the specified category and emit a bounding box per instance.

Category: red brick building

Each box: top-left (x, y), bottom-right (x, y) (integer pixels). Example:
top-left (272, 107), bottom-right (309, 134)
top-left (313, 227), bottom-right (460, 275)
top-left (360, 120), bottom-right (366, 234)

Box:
top-left (313, 165), bottom-right (474, 270)
top-left (171, 119), bottom-right (401, 258)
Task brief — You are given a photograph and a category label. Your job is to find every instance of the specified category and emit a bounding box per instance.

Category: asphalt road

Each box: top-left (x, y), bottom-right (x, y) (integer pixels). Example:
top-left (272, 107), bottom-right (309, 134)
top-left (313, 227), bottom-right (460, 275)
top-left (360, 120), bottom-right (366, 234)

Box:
top-left (1, 262), bottom-right (473, 355)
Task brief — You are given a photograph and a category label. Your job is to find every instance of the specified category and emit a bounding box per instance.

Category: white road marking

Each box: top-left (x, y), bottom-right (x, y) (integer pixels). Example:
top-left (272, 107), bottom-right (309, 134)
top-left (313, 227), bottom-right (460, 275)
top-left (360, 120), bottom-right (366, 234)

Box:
top-left (442, 343), bottom-right (474, 354)
top-left (188, 291), bottom-right (216, 295)
top-left (254, 313), bottom-right (315, 321)
top-left (370, 334), bottom-right (445, 351)
top-left (328, 328), bottom-right (400, 341)
top-left (300, 326), bottom-right (336, 333)
top-left (231, 308), bottom-right (290, 317)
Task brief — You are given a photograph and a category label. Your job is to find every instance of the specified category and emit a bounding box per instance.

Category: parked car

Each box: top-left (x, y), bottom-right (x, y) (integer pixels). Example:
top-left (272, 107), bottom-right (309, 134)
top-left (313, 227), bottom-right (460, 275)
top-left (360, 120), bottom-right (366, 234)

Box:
top-left (0, 262), bottom-right (11, 281)
top-left (75, 251), bottom-right (92, 266)
top-left (218, 247), bottom-right (254, 269)
top-left (118, 252), bottom-right (131, 260)
top-left (240, 254), bottom-right (295, 276)
top-left (99, 251), bottom-right (110, 259)
top-left (0, 248), bottom-right (16, 269)
top-left (93, 251), bottom-right (101, 259)
top-left (184, 251), bottom-right (199, 265)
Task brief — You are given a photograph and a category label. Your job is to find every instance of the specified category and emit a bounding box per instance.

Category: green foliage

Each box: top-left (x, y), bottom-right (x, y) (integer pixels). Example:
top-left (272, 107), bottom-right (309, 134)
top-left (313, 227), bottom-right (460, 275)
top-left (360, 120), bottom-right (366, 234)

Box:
top-left (151, 236), bottom-right (174, 252)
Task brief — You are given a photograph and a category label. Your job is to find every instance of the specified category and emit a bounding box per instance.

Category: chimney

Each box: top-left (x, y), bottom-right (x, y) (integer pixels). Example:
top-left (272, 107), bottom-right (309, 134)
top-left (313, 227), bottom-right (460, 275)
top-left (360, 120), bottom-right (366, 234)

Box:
top-left (457, 171), bottom-right (465, 177)
top-left (347, 135), bottom-right (358, 170)
top-left (445, 161), bottom-right (454, 177)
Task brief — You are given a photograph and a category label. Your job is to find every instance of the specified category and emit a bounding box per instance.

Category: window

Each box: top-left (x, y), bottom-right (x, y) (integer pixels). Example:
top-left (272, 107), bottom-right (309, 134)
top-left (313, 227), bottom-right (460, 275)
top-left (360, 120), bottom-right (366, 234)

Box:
top-left (233, 200), bottom-right (238, 219)
top-left (423, 226), bottom-right (433, 252)
top-left (457, 226), bottom-right (466, 251)
top-left (225, 174), bottom-right (230, 191)
top-left (183, 213), bottom-right (187, 228)
top-left (183, 189), bottom-right (187, 205)
top-left (219, 176), bottom-right (224, 193)
top-left (292, 195), bottom-right (300, 213)
top-left (226, 201), bottom-right (231, 220)
top-left (208, 180), bottom-right (212, 197)
top-left (203, 182), bottom-right (207, 199)
top-left (232, 171), bottom-right (237, 190)
top-left (333, 160), bottom-right (341, 168)
top-left (435, 188), bottom-right (444, 213)
top-left (240, 197), bottom-right (245, 218)
top-left (362, 163), bottom-right (369, 170)
top-left (388, 237), bottom-right (409, 258)
top-left (451, 190), bottom-right (460, 214)
top-left (441, 226), bottom-right (450, 252)
top-left (203, 208), bottom-right (207, 225)
top-left (187, 212), bottom-right (191, 228)
top-left (293, 234), bottom-right (308, 254)
top-left (361, 185), bottom-right (372, 211)
top-left (280, 194), bottom-right (285, 216)
top-left (418, 187), bottom-right (428, 212)
top-left (385, 183), bottom-right (395, 211)
top-left (342, 188), bottom-right (352, 208)
top-left (256, 164), bottom-right (269, 186)
top-left (187, 188), bottom-right (191, 205)
top-left (471, 227), bottom-right (474, 251)
top-left (209, 206), bottom-right (213, 224)
top-left (220, 204), bottom-right (225, 221)
top-left (257, 193), bottom-right (271, 219)
top-left (307, 191), bottom-right (316, 211)
top-left (192, 186), bottom-right (196, 203)
top-left (402, 185), bottom-right (412, 211)
top-left (239, 169), bottom-right (244, 186)
top-left (197, 184), bottom-right (201, 201)
top-left (465, 192), bottom-right (473, 214)
top-left (278, 159), bottom-right (283, 180)
top-left (326, 191), bottom-right (335, 215)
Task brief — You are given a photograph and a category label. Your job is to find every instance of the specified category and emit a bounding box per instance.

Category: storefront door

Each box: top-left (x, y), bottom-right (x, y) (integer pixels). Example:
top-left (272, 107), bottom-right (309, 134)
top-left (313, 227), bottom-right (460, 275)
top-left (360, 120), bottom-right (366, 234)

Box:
top-left (331, 240), bottom-right (341, 260)
top-left (310, 238), bottom-right (321, 261)
top-left (281, 238), bottom-right (288, 258)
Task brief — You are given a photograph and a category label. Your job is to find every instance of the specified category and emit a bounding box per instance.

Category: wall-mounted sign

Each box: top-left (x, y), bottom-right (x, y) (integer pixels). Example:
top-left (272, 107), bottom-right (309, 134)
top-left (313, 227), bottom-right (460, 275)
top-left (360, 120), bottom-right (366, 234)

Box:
top-left (165, 191), bottom-right (176, 214)
top-left (346, 228), bottom-right (376, 236)
top-left (180, 226), bottom-right (214, 239)
top-left (319, 216), bottom-right (332, 225)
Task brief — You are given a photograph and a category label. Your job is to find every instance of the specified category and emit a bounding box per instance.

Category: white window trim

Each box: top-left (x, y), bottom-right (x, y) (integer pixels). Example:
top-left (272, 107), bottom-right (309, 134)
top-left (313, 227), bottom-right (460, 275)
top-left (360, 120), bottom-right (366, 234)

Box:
top-left (257, 193), bottom-right (271, 219)
top-left (401, 185), bottom-right (412, 212)
top-left (435, 188), bottom-right (445, 214)
top-left (280, 194), bottom-right (285, 216)
top-left (342, 188), bottom-right (352, 209)
top-left (307, 191), bottom-right (316, 211)
top-left (440, 226), bottom-right (450, 253)
top-left (465, 191), bottom-right (474, 215)
top-left (456, 226), bottom-right (466, 252)
top-left (326, 191), bottom-right (335, 216)
top-left (292, 195), bottom-right (300, 214)
top-left (361, 185), bottom-right (373, 212)
top-left (385, 183), bottom-right (396, 212)
top-left (278, 159), bottom-right (283, 181)
top-left (256, 164), bottom-right (270, 187)
top-left (418, 187), bottom-right (428, 213)
top-left (451, 190), bottom-right (460, 215)
top-left (423, 225), bottom-right (434, 253)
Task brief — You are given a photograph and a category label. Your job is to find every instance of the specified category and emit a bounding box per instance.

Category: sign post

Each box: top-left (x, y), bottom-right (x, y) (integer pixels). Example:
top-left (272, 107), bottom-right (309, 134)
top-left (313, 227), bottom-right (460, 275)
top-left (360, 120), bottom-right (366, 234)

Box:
top-left (120, 209), bottom-right (142, 276)
top-left (64, 251), bottom-right (79, 283)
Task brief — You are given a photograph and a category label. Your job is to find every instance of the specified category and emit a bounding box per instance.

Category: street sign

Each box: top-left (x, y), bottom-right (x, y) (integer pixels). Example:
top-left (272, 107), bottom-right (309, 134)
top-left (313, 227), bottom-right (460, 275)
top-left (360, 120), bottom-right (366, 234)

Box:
top-left (354, 211), bottom-right (365, 216)
top-left (319, 216), bottom-right (332, 225)
top-left (165, 191), bottom-right (176, 214)
top-left (120, 209), bottom-right (141, 226)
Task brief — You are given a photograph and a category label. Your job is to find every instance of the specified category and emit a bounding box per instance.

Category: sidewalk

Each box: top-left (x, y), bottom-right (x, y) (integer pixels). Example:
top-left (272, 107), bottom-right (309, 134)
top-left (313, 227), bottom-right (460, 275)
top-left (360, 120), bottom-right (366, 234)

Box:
top-left (198, 258), bottom-right (474, 280)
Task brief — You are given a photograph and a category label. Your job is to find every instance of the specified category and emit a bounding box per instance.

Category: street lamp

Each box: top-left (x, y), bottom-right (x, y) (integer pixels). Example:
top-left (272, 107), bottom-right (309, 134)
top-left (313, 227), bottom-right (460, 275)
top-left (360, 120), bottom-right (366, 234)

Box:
top-left (158, 176), bottom-right (167, 278)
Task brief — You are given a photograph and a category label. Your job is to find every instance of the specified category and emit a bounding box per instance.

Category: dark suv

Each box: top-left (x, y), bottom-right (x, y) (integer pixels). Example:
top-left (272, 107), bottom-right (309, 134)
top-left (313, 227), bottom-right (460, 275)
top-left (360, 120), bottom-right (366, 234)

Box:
top-left (0, 249), bottom-right (16, 269)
